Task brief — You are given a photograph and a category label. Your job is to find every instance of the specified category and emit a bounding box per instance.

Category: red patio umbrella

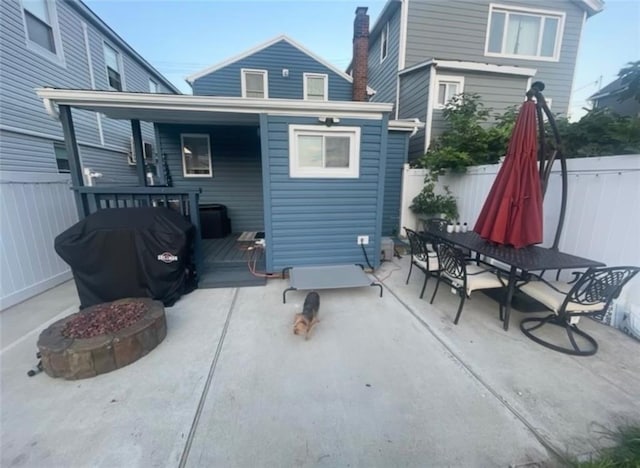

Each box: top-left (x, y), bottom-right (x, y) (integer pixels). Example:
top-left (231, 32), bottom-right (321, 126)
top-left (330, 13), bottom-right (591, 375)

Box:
top-left (473, 100), bottom-right (543, 248)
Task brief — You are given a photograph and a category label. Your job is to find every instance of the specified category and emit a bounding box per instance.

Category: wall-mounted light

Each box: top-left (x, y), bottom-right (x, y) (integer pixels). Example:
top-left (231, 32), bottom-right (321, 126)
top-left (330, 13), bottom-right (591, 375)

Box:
top-left (282, 69), bottom-right (289, 77)
top-left (318, 116), bottom-right (340, 127)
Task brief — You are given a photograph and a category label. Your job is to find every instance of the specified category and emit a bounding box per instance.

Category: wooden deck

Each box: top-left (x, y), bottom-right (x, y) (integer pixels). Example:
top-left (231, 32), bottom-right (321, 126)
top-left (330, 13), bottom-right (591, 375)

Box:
top-left (199, 234), bottom-right (266, 288)
top-left (202, 234), bottom-right (258, 264)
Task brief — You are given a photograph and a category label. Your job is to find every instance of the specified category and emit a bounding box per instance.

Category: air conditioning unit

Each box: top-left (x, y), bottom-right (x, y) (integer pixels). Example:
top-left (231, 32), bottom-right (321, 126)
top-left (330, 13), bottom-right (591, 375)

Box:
top-left (128, 140), bottom-right (154, 165)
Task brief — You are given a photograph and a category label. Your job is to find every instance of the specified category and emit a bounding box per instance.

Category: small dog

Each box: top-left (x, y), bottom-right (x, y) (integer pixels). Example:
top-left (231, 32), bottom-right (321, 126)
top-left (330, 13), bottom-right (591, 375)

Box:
top-left (293, 291), bottom-right (320, 340)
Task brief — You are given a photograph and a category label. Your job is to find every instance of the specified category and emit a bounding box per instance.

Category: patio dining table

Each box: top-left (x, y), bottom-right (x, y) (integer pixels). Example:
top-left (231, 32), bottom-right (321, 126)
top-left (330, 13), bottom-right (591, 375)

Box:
top-left (421, 230), bottom-right (605, 331)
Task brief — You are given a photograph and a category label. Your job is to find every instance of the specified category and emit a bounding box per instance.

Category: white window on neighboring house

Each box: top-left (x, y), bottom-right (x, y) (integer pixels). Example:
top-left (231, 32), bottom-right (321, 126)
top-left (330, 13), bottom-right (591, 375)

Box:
top-left (485, 4), bottom-right (565, 61)
top-left (181, 134), bottom-right (212, 177)
top-left (289, 125), bottom-right (361, 178)
top-left (241, 69), bottom-right (268, 98)
top-left (434, 75), bottom-right (465, 109)
top-left (149, 79), bottom-right (159, 93)
top-left (380, 21), bottom-right (389, 62)
top-left (21, 0), bottom-right (63, 61)
top-left (303, 73), bottom-right (328, 101)
top-left (103, 42), bottom-right (123, 91)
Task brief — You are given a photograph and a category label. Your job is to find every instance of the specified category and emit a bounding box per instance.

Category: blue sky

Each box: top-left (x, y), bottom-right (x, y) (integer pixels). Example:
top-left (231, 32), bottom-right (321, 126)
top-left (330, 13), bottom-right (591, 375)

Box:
top-left (86, 0), bottom-right (639, 120)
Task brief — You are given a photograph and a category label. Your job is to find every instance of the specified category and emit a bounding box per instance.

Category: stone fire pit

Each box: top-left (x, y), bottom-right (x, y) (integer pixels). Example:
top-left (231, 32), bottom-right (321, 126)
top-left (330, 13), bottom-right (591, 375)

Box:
top-left (37, 298), bottom-right (166, 380)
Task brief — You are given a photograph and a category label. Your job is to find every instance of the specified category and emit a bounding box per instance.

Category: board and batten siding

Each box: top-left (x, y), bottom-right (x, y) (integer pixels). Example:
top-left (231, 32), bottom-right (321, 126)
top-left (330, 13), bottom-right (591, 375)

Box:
top-left (367, 3), bottom-right (402, 108)
top-left (262, 115), bottom-right (386, 272)
top-left (192, 40), bottom-right (353, 100)
top-left (398, 68), bottom-right (430, 158)
top-left (157, 124), bottom-right (264, 232)
top-left (382, 131), bottom-right (409, 236)
top-left (405, 0), bottom-right (586, 116)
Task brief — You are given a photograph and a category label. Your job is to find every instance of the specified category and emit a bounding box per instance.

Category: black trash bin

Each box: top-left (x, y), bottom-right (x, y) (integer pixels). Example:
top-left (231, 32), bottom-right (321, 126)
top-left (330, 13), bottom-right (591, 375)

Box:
top-left (54, 207), bottom-right (196, 309)
top-left (199, 204), bottom-right (231, 239)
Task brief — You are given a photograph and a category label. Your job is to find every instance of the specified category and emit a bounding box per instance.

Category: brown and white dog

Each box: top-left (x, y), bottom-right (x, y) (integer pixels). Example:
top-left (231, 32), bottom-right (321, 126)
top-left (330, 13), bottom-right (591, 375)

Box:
top-left (293, 291), bottom-right (320, 340)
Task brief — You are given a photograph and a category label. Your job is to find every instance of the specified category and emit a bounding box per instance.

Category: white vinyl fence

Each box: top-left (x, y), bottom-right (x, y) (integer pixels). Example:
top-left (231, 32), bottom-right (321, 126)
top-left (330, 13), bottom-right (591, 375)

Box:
top-left (400, 155), bottom-right (640, 337)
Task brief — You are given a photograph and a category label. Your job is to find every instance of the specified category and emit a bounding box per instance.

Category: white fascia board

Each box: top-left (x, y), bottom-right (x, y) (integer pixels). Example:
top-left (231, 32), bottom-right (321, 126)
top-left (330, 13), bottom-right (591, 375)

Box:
top-left (388, 118), bottom-right (424, 131)
top-left (36, 88), bottom-right (393, 120)
top-left (398, 60), bottom-right (434, 76)
top-left (434, 60), bottom-right (537, 77)
top-left (573, 0), bottom-right (604, 16)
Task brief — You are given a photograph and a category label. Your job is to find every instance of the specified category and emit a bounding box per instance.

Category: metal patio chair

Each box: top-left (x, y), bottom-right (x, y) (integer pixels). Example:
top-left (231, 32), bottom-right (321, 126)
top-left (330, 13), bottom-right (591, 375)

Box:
top-left (430, 242), bottom-right (505, 325)
top-left (519, 266), bottom-right (640, 356)
top-left (404, 227), bottom-right (440, 299)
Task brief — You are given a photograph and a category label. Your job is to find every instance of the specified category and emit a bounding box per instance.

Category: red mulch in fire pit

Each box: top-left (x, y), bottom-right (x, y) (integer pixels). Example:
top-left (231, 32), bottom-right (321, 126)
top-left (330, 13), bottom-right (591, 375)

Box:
top-left (62, 301), bottom-right (148, 339)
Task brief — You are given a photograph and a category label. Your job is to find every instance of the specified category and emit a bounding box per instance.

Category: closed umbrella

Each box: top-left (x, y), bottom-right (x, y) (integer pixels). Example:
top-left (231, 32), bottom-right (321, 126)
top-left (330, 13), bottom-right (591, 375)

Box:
top-left (473, 100), bottom-right (543, 248)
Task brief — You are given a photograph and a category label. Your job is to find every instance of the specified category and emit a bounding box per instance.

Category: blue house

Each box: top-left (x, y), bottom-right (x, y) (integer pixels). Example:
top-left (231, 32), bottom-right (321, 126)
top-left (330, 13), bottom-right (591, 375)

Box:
top-left (36, 8), bottom-right (421, 288)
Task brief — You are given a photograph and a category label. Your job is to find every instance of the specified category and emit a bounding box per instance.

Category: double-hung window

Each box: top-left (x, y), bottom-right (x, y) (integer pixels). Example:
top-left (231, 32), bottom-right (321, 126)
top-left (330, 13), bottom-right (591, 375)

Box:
top-left (289, 125), bottom-right (360, 178)
top-left (241, 69), bottom-right (268, 98)
top-left (303, 73), bottom-right (328, 101)
top-left (434, 76), bottom-right (464, 109)
top-left (380, 21), bottom-right (389, 62)
top-left (485, 4), bottom-right (565, 61)
top-left (181, 134), bottom-right (212, 177)
top-left (149, 79), bottom-right (159, 93)
top-left (104, 43), bottom-right (123, 91)
top-left (22, 0), bottom-right (62, 60)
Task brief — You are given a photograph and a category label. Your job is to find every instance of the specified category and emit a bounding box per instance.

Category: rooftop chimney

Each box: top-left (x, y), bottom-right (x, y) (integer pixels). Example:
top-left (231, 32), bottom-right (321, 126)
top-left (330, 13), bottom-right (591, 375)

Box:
top-left (352, 7), bottom-right (369, 102)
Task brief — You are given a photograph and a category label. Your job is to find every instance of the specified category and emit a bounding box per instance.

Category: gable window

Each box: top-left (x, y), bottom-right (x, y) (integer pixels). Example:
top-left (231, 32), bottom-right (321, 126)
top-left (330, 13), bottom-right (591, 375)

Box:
top-left (434, 75), bottom-right (464, 109)
top-left (21, 0), bottom-right (62, 60)
top-left (303, 73), bottom-right (328, 101)
top-left (241, 69), bottom-right (268, 98)
top-left (103, 43), bottom-right (123, 91)
top-left (380, 22), bottom-right (389, 62)
top-left (53, 142), bottom-right (69, 173)
top-left (181, 134), bottom-right (212, 177)
top-left (289, 125), bottom-right (360, 178)
top-left (485, 4), bottom-right (565, 61)
top-left (149, 79), bottom-right (159, 93)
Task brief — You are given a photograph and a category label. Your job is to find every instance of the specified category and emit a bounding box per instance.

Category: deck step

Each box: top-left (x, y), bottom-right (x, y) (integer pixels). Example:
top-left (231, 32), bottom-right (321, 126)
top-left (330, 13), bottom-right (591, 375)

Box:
top-left (198, 264), bottom-right (266, 288)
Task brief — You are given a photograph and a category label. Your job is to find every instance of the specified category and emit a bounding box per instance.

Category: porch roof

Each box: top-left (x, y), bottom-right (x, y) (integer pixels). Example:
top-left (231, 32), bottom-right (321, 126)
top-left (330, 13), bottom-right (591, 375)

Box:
top-left (35, 88), bottom-right (395, 125)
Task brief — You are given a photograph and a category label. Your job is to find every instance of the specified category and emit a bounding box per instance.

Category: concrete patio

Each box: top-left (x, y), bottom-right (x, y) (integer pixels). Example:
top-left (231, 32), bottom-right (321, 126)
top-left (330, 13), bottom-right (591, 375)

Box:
top-left (1, 256), bottom-right (638, 467)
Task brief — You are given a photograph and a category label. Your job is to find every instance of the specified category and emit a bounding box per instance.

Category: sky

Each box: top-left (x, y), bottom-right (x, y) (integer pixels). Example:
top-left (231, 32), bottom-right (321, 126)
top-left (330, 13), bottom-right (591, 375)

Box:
top-left (86, 0), bottom-right (640, 121)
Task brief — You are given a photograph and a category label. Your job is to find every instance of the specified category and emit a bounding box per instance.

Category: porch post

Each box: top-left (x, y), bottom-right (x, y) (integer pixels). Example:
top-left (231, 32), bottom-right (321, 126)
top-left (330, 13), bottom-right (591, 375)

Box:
top-left (58, 105), bottom-right (89, 218)
top-left (131, 119), bottom-right (147, 186)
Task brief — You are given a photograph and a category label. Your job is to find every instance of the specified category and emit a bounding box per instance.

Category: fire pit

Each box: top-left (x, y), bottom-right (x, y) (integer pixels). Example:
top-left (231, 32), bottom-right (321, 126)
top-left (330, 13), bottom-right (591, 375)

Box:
top-left (37, 298), bottom-right (166, 380)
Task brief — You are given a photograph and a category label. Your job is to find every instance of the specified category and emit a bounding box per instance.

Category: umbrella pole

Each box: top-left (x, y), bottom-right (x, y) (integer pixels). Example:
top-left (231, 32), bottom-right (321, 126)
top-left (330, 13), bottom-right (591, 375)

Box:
top-left (527, 81), bottom-right (568, 250)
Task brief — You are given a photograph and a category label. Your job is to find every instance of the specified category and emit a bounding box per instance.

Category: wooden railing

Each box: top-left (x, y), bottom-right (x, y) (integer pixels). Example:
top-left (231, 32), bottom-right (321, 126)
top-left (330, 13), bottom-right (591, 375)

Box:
top-left (73, 186), bottom-right (203, 275)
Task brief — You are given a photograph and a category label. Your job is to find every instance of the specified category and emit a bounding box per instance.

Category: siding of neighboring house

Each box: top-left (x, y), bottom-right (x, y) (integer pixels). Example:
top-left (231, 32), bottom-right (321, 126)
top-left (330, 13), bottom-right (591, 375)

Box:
top-left (367, 3), bottom-right (402, 109)
top-left (261, 115), bottom-right (386, 272)
top-left (404, 0), bottom-right (585, 116)
top-left (398, 67), bottom-right (430, 158)
top-left (192, 40), bottom-right (353, 100)
top-left (382, 131), bottom-right (409, 236)
top-left (593, 95), bottom-right (640, 117)
top-left (157, 124), bottom-right (264, 233)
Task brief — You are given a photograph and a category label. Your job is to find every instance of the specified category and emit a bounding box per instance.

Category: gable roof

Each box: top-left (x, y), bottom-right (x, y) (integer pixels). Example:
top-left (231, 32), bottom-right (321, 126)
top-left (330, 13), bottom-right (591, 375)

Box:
top-left (186, 35), bottom-right (354, 86)
top-left (589, 77), bottom-right (626, 101)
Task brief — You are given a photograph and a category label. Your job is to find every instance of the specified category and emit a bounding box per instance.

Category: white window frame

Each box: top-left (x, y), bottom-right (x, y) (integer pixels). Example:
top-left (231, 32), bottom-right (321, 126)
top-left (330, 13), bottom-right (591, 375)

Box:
top-left (149, 78), bottom-right (159, 93)
top-left (181, 134), bottom-right (212, 178)
top-left (303, 73), bottom-right (328, 101)
top-left (380, 22), bottom-right (389, 62)
top-left (103, 41), bottom-right (125, 91)
top-left (484, 4), bottom-right (565, 62)
top-left (241, 68), bottom-right (268, 98)
top-left (19, 0), bottom-right (65, 65)
top-left (289, 125), bottom-right (361, 179)
top-left (433, 75), bottom-right (465, 109)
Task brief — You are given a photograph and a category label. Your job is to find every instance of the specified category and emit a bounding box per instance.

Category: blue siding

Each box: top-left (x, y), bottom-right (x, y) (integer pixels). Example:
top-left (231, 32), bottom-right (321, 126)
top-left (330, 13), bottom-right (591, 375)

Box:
top-left (192, 40), bottom-right (353, 101)
top-left (263, 115), bottom-right (386, 272)
top-left (368, 3), bottom-right (402, 108)
top-left (383, 131), bottom-right (409, 236)
top-left (157, 124), bottom-right (264, 233)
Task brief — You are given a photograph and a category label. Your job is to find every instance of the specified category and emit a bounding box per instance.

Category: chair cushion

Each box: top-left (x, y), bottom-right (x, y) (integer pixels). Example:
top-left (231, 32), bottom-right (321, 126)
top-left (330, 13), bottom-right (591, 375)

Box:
top-left (413, 253), bottom-right (439, 272)
top-left (444, 264), bottom-right (503, 294)
top-left (519, 280), bottom-right (606, 314)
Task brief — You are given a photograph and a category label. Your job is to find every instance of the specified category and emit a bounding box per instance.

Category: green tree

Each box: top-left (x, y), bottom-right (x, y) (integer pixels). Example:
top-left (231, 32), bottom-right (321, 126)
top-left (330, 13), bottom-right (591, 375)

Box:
top-left (618, 60), bottom-right (640, 103)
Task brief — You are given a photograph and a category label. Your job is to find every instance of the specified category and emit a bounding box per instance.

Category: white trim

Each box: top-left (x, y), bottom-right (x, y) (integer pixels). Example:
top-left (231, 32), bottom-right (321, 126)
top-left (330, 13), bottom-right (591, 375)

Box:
top-left (380, 21), bottom-right (389, 63)
top-left (103, 40), bottom-right (124, 91)
top-left (398, 0), bottom-right (408, 70)
top-left (400, 59), bottom-right (535, 77)
top-left (567, 11), bottom-right (587, 118)
top-left (240, 68), bottom-right (268, 99)
top-left (394, 73), bottom-right (401, 120)
top-left (181, 133), bottom-right (212, 178)
top-left (573, 0), bottom-right (604, 16)
top-left (425, 65), bottom-right (436, 154)
top-left (35, 88), bottom-right (394, 120)
top-left (303, 73), bottom-right (328, 101)
top-left (19, 0), bottom-right (65, 66)
top-left (433, 75), bottom-right (465, 110)
top-left (388, 118), bottom-right (424, 132)
top-left (484, 4), bottom-right (566, 62)
top-left (81, 21), bottom-right (104, 146)
top-left (288, 125), bottom-right (361, 179)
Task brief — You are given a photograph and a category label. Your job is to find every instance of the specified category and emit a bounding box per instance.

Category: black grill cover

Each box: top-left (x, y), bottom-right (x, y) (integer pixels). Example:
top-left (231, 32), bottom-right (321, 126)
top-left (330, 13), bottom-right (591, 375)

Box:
top-left (55, 207), bottom-right (196, 309)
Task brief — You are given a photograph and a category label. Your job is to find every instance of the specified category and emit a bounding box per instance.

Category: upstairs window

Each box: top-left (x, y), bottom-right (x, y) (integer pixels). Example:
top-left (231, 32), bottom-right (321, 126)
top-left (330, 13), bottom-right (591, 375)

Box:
top-left (303, 73), bottom-right (328, 101)
top-left (380, 22), bottom-right (389, 62)
top-left (53, 142), bottom-right (69, 173)
top-left (486, 4), bottom-right (564, 61)
top-left (241, 69), bottom-right (268, 98)
top-left (181, 134), bottom-right (212, 177)
top-left (149, 79), bottom-right (159, 93)
top-left (289, 125), bottom-right (360, 178)
top-left (22, 0), bottom-right (62, 60)
top-left (434, 75), bottom-right (464, 109)
top-left (103, 43), bottom-right (123, 91)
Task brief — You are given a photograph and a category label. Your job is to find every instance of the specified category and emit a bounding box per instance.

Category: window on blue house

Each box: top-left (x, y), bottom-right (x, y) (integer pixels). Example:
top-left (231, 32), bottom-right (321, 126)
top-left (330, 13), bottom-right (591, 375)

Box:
top-left (303, 73), bottom-right (328, 101)
top-left (22, 0), bottom-right (63, 63)
top-left (103, 42), bottom-right (123, 91)
top-left (241, 69), bottom-right (268, 98)
top-left (181, 134), bottom-right (212, 177)
top-left (289, 125), bottom-right (360, 178)
top-left (380, 22), bottom-right (389, 62)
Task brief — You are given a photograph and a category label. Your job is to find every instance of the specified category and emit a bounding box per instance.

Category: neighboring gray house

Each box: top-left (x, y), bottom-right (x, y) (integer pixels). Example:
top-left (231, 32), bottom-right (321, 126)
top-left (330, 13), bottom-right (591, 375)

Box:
top-left (356, 0), bottom-right (604, 159)
top-left (0, 0), bottom-right (179, 309)
top-left (589, 77), bottom-right (640, 117)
